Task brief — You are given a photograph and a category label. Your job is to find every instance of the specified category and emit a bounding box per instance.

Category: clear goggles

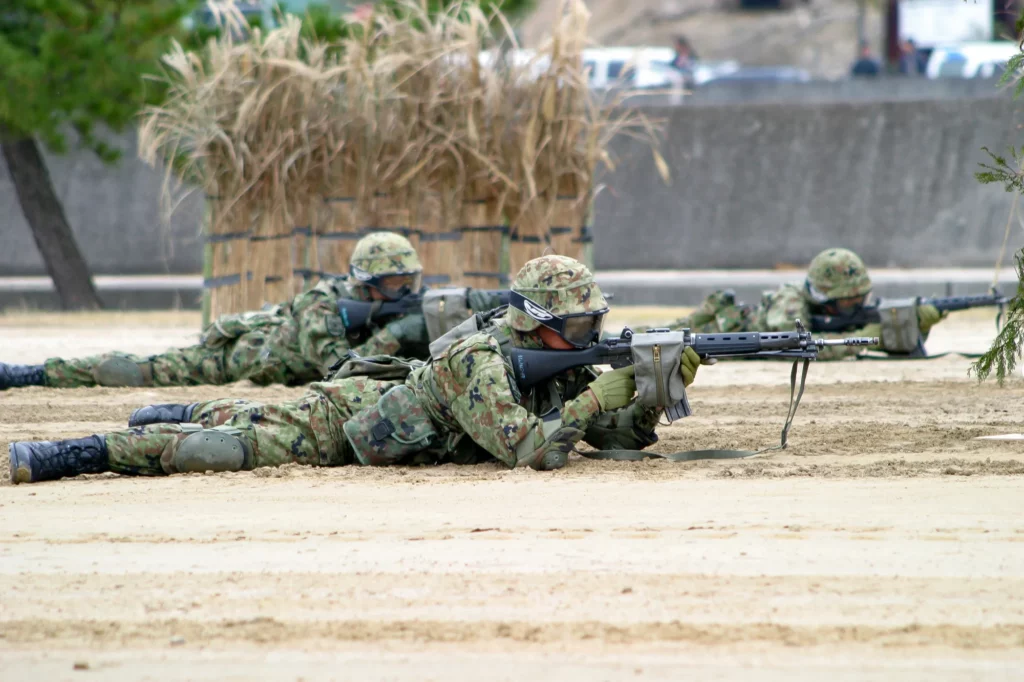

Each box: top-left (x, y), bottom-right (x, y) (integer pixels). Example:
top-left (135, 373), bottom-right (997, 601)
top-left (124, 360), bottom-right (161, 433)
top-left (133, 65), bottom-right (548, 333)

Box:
top-left (350, 266), bottom-right (422, 301)
top-left (805, 280), bottom-right (870, 313)
top-left (510, 291), bottom-right (608, 348)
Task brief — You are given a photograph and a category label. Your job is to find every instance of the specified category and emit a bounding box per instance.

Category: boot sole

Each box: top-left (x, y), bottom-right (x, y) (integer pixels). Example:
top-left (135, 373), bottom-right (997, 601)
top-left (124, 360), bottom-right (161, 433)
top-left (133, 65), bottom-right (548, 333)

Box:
top-left (128, 406), bottom-right (183, 427)
top-left (128, 404), bottom-right (195, 428)
top-left (8, 442), bottom-right (33, 485)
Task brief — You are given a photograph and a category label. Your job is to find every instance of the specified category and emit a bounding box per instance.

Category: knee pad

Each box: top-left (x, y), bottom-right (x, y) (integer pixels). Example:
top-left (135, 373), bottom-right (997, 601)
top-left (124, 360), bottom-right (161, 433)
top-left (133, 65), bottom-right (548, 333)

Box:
top-left (92, 356), bottom-right (149, 387)
top-left (172, 425), bottom-right (253, 473)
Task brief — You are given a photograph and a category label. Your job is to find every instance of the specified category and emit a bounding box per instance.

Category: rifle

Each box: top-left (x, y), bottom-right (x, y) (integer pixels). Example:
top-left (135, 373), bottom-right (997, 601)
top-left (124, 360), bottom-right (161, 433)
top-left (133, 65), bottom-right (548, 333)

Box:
top-left (506, 321), bottom-right (877, 423)
top-left (809, 290), bottom-right (1008, 334)
top-left (339, 289), bottom-right (615, 336)
top-left (337, 290), bottom-right (512, 331)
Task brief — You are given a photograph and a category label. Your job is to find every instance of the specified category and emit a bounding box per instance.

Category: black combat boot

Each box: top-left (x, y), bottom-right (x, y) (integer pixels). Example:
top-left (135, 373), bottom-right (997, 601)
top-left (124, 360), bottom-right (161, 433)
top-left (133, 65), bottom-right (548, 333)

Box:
top-left (0, 363), bottom-right (46, 390)
top-left (9, 436), bottom-right (109, 484)
top-left (128, 403), bottom-right (198, 427)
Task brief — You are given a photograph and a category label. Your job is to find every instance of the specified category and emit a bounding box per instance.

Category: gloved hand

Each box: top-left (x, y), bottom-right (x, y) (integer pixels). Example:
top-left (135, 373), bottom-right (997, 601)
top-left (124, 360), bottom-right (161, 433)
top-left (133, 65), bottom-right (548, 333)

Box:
top-left (680, 346), bottom-right (702, 387)
top-left (917, 304), bottom-right (943, 334)
top-left (384, 313), bottom-right (429, 346)
top-left (587, 365), bottom-right (636, 412)
top-left (467, 288), bottom-right (500, 312)
top-left (860, 323), bottom-right (883, 348)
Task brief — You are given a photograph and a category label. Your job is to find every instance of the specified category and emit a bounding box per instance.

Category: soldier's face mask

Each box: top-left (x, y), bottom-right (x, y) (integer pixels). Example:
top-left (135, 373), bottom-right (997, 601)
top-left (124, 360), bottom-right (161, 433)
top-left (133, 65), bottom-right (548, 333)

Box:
top-left (510, 291), bottom-right (608, 349)
top-left (350, 266), bottom-right (422, 301)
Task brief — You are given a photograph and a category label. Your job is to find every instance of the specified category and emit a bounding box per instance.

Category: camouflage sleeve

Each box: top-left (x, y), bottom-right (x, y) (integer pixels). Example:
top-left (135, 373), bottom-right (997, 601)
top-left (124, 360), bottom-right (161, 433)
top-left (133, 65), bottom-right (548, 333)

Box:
top-left (669, 313), bottom-right (695, 329)
top-left (582, 402), bottom-right (661, 451)
top-left (448, 346), bottom-right (601, 469)
top-left (760, 286), bottom-right (862, 361)
top-left (294, 285), bottom-right (354, 373)
top-left (351, 327), bottom-right (402, 358)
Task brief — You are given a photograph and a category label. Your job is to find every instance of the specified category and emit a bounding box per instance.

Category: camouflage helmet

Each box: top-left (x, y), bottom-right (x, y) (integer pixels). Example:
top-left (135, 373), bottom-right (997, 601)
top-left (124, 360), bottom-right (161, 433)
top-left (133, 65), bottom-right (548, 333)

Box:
top-left (508, 255), bottom-right (609, 347)
top-left (349, 231), bottom-right (423, 299)
top-left (804, 247), bottom-right (872, 303)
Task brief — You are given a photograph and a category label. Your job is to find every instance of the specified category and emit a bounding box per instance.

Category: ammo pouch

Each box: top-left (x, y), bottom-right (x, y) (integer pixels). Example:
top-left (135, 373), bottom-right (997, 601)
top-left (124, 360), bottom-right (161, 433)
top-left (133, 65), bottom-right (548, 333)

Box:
top-left (342, 385), bottom-right (441, 466)
top-left (202, 309), bottom-right (285, 348)
top-left (878, 298), bottom-right (923, 354)
top-left (630, 331), bottom-right (692, 423)
top-left (422, 287), bottom-right (473, 343)
top-left (327, 354), bottom-right (426, 382)
top-left (429, 312), bottom-right (483, 360)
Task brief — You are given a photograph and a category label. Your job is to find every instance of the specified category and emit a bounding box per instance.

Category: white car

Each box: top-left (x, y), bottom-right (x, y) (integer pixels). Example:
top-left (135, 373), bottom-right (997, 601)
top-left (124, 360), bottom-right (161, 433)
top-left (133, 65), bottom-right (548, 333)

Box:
top-left (926, 41), bottom-right (1020, 79)
top-left (477, 47), bottom-right (737, 102)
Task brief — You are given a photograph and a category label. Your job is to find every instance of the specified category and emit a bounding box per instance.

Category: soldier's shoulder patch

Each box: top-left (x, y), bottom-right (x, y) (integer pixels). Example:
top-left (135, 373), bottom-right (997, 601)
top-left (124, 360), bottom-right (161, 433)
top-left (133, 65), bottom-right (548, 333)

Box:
top-left (326, 314), bottom-right (346, 337)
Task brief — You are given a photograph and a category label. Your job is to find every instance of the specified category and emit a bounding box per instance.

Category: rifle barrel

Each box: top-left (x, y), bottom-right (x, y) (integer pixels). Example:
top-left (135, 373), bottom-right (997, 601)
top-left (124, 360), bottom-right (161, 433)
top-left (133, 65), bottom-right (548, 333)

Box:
top-left (818, 336), bottom-right (878, 347)
top-left (928, 294), bottom-right (1008, 312)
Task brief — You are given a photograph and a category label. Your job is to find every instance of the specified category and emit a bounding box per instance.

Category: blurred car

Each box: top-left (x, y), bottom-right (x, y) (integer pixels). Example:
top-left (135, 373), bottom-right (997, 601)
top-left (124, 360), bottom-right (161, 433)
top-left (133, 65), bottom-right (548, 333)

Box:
top-left (925, 41), bottom-right (1019, 79)
top-left (582, 47), bottom-right (681, 90)
top-left (699, 66), bottom-right (812, 84)
top-left (477, 47), bottom-right (739, 103)
top-left (182, 1), bottom-right (276, 35)
top-left (581, 48), bottom-right (739, 89)
top-left (479, 47), bottom-right (688, 97)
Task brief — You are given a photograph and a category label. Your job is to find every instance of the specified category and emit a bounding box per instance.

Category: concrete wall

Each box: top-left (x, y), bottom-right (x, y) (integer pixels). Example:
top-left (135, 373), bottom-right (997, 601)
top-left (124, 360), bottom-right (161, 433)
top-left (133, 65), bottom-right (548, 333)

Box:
top-left (1, 79), bottom-right (1021, 277)
top-left (0, 131), bottom-right (203, 276)
top-left (593, 92), bottom-right (1024, 269)
top-left (663, 77), bottom-right (1013, 107)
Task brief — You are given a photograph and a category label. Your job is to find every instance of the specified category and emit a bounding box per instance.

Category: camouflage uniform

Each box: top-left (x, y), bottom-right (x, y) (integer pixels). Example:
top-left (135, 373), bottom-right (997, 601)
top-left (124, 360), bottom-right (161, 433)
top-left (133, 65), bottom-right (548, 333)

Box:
top-left (672, 248), bottom-right (880, 361)
top-left (10, 256), bottom-right (668, 483)
top-left (29, 233), bottom-right (431, 389)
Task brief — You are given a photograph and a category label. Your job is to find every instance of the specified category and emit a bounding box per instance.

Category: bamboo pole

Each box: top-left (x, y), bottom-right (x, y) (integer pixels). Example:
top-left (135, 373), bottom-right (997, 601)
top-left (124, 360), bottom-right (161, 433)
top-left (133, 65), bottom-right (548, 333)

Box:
top-left (459, 194), bottom-right (507, 290)
top-left (550, 175), bottom-right (581, 260)
top-left (248, 206), bottom-right (294, 308)
top-left (416, 190), bottom-right (463, 286)
top-left (318, 172), bottom-right (362, 277)
top-left (507, 194), bottom-right (552, 278)
top-left (291, 201), bottom-right (320, 294)
top-left (204, 196), bottom-right (252, 320)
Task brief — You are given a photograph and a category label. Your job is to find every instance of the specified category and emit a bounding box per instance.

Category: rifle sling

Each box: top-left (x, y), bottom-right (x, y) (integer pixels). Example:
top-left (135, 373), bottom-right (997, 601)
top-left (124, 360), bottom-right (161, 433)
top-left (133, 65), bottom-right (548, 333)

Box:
top-left (579, 358), bottom-right (810, 462)
top-left (854, 350), bottom-right (986, 361)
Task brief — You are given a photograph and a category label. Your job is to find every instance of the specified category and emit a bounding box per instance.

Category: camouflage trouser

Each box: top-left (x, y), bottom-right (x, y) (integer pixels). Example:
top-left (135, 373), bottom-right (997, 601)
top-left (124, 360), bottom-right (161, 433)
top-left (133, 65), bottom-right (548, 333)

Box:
top-left (105, 377), bottom-right (402, 476)
top-left (43, 323), bottom-right (324, 388)
top-left (673, 290), bottom-right (756, 333)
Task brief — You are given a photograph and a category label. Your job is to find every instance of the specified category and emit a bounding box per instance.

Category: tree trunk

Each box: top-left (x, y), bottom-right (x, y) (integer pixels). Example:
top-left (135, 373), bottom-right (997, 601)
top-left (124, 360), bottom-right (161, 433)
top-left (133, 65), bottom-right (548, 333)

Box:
top-left (1, 130), bottom-right (103, 310)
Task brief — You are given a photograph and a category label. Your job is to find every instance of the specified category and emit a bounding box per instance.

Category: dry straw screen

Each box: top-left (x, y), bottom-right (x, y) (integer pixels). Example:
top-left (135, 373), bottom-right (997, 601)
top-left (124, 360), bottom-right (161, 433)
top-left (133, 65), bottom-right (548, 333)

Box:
top-left (139, 0), bottom-right (668, 322)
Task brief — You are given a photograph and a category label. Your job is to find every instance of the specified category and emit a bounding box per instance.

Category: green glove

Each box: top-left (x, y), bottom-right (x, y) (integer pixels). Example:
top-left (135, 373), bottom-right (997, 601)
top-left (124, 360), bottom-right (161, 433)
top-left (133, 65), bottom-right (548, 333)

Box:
top-left (917, 304), bottom-right (943, 334)
top-left (587, 365), bottom-right (636, 412)
top-left (680, 346), bottom-right (701, 386)
top-left (467, 289), bottom-right (501, 312)
top-left (384, 313), bottom-right (428, 346)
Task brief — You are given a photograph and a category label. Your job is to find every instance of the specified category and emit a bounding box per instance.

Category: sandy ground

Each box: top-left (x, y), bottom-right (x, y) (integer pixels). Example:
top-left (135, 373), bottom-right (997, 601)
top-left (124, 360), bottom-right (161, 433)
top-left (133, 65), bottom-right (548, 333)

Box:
top-left (1, 308), bottom-right (1023, 680)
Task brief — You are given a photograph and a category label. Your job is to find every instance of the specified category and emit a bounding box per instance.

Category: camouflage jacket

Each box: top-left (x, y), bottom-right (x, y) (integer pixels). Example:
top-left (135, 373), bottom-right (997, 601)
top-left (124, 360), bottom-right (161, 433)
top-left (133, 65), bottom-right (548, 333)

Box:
top-left (674, 284), bottom-right (865, 361)
top-left (404, 317), bottom-right (662, 469)
top-left (755, 284), bottom-right (864, 361)
top-left (290, 277), bottom-right (429, 374)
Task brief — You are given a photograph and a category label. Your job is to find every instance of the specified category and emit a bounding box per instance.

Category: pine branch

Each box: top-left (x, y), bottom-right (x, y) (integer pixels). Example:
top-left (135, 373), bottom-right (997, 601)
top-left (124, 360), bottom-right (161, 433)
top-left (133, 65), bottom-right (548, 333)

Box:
top-left (972, 247), bottom-right (1024, 383)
